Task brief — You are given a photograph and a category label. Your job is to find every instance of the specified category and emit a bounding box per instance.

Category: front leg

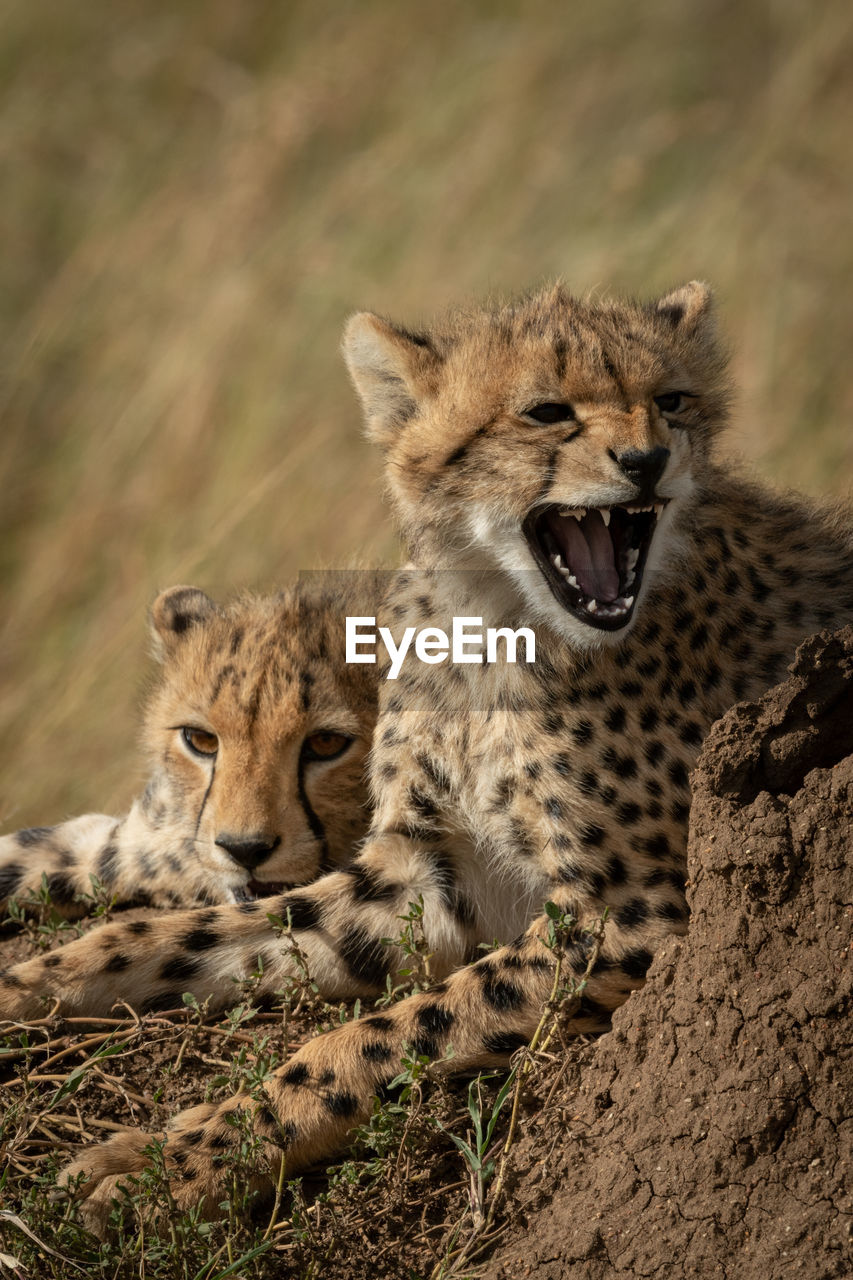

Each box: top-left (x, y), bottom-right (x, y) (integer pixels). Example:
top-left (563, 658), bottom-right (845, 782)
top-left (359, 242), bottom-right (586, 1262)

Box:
top-left (0, 800), bottom-right (241, 922)
top-left (0, 827), bottom-right (476, 1019)
top-left (63, 890), bottom-right (680, 1232)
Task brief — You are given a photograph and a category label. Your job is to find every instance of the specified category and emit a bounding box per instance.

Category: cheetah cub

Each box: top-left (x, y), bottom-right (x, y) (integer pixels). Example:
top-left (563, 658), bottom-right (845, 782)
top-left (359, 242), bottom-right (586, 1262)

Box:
top-left (0, 579), bottom-right (379, 924)
top-left (7, 281), bottom-right (853, 1232)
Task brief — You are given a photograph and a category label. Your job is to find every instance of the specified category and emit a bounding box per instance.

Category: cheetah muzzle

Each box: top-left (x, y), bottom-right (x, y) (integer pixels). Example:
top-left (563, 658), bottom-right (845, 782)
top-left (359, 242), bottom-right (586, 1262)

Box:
top-left (523, 500), bottom-right (667, 631)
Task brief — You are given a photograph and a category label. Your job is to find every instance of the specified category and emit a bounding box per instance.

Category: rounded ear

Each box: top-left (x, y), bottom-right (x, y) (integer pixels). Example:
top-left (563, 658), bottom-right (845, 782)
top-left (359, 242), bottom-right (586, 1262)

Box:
top-left (149, 585), bottom-right (217, 660)
top-left (342, 312), bottom-right (441, 447)
top-left (655, 280), bottom-right (714, 330)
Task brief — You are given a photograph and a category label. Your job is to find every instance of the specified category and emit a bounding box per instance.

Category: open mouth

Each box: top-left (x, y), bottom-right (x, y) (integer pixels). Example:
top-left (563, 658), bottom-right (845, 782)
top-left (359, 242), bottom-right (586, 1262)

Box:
top-left (522, 501), bottom-right (667, 632)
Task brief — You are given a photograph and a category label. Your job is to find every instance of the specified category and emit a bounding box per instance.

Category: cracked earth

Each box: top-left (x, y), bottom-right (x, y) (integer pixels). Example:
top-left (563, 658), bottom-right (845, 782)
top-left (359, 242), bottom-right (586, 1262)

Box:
top-left (485, 627), bottom-right (853, 1280)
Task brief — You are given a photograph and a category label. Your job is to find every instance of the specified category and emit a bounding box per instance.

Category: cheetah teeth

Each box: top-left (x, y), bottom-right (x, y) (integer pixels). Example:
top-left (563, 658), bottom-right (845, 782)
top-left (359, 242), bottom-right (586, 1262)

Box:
top-left (584, 594), bottom-right (635, 618)
top-left (555, 503), bottom-right (663, 521)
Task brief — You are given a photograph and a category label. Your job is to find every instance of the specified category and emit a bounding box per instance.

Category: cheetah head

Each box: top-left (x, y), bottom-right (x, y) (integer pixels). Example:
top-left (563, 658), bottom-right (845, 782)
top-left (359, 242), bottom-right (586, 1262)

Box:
top-left (344, 281), bottom-right (729, 649)
top-left (144, 582), bottom-right (377, 901)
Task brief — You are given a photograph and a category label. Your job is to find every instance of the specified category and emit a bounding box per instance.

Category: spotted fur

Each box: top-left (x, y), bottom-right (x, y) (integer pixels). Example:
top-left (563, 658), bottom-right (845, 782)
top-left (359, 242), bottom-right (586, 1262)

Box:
top-left (0, 577), bottom-right (380, 921)
top-left (6, 282), bottom-right (853, 1232)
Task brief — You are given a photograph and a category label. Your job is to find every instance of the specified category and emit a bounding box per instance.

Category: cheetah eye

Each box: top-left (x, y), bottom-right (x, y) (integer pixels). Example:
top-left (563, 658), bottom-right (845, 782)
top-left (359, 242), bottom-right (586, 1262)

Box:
top-left (523, 402), bottom-right (576, 425)
top-left (654, 391), bottom-right (691, 415)
top-left (181, 727), bottom-right (219, 758)
top-left (302, 731), bottom-right (353, 762)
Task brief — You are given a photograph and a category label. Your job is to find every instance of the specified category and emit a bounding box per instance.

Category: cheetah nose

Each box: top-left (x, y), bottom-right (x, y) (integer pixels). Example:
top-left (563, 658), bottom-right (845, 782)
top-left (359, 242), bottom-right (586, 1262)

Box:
top-left (215, 833), bottom-right (281, 871)
top-left (615, 446), bottom-right (670, 494)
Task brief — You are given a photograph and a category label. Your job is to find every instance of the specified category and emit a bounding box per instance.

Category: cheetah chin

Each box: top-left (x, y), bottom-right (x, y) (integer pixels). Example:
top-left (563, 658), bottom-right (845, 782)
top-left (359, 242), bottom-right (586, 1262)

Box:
top-left (523, 500), bottom-right (668, 632)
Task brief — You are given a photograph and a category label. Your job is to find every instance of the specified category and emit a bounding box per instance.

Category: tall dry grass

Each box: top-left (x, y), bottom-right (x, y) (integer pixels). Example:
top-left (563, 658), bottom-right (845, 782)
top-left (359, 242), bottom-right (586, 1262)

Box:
top-left (2, 0), bottom-right (852, 823)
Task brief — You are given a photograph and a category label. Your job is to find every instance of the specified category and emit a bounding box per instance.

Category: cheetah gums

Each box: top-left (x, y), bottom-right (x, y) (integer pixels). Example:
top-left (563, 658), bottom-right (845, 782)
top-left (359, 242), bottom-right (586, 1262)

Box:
top-left (3, 281), bottom-right (853, 1232)
top-left (0, 579), bottom-right (379, 925)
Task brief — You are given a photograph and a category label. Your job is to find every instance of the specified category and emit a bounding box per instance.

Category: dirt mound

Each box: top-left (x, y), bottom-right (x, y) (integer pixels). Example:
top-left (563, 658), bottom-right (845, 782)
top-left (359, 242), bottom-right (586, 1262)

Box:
top-left (486, 627), bottom-right (853, 1280)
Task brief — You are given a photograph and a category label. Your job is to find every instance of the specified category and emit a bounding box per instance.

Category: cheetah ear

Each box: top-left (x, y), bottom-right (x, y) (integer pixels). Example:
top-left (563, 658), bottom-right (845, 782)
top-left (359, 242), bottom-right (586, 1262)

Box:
top-left (655, 281), bottom-right (714, 331)
top-left (149, 586), bottom-right (217, 660)
top-left (342, 312), bottom-right (442, 447)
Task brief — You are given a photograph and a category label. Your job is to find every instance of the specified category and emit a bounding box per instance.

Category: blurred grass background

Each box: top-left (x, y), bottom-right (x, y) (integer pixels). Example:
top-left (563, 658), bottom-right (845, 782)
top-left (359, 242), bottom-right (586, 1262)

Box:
top-left (1, 0), bottom-right (852, 825)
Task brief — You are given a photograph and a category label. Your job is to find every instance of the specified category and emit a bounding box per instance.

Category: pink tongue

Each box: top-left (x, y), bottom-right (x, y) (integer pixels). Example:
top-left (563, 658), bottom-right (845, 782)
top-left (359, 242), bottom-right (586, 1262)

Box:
top-left (561, 511), bottom-right (620, 602)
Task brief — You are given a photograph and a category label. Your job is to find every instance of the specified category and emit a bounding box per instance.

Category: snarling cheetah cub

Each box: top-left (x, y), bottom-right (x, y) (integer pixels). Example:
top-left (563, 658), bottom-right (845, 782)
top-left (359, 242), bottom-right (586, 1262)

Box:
top-left (0, 578), bottom-right (379, 924)
top-left (6, 281), bottom-right (853, 1232)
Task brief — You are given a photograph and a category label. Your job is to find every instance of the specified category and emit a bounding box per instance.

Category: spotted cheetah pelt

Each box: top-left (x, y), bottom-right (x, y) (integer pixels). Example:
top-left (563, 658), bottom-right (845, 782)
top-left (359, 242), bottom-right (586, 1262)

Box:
top-left (0, 577), bottom-right (379, 924)
top-left (6, 281), bottom-right (853, 1233)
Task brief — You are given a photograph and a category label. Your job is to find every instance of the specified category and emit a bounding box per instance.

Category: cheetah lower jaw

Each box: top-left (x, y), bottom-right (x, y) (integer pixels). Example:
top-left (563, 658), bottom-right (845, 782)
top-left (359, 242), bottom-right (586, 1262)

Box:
top-left (522, 502), bottom-right (665, 632)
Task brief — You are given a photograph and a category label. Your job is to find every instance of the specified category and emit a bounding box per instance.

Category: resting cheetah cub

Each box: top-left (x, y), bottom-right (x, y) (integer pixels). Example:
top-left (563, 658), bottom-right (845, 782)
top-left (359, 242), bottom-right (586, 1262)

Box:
top-left (0, 579), bottom-right (379, 923)
top-left (8, 282), bottom-right (853, 1231)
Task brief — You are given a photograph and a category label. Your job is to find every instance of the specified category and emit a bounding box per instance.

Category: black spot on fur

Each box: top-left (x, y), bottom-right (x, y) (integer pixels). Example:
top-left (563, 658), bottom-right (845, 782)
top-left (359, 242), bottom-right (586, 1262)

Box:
top-left (15, 826), bottom-right (54, 848)
top-left (96, 844), bottom-right (119, 887)
top-left (362, 1039), bottom-right (394, 1063)
top-left (606, 853), bottom-right (628, 885)
top-left (416, 1002), bottom-right (454, 1039)
top-left (159, 955), bottom-right (200, 983)
top-left (182, 1128), bottom-right (205, 1147)
top-left (656, 899), bottom-right (687, 922)
top-left (577, 769), bottom-right (598, 796)
top-left (668, 760), bottom-right (690, 790)
top-left (364, 1014), bottom-right (394, 1033)
top-left (276, 894), bottom-right (321, 931)
top-left (339, 928), bottom-right (388, 988)
top-left (282, 1062), bottom-right (310, 1087)
top-left (483, 1031), bottom-right (528, 1056)
top-left (452, 893), bottom-right (476, 927)
top-left (616, 802), bottom-right (641, 825)
top-left (644, 740), bottom-right (665, 766)
top-left (620, 947), bottom-right (653, 979)
top-left (602, 748), bottom-right (637, 779)
top-left (127, 920), bottom-right (151, 935)
top-left (639, 706), bottom-right (659, 732)
top-left (614, 898), bottom-right (649, 929)
top-left (42, 954), bottom-right (62, 969)
top-left (318, 1068), bottom-right (336, 1086)
top-left (45, 873), bottom-right (76, 906)
top-left (551, 753), bottom-right (572, 778)
top-left (325, 1091), bottom-right (359, 1119)
top-left (572, 719), bottom-right (594, 745)
top-left (181, 927), bottom-right (220, 952)
top-left (642, 832), bottom-right (671, 859)
top-left (578, 823), bottom-right (605, 847)
top-left (104, 952), bottom-right (131, 973)
top-left (346, 865), bottom-right (398, 904)
top-left (477, 966), bottom-right (525, 1011)
top-left (605, 705), bottom-right (626, 733)
top-left (677, 679), bottom-right (697, 705)
top-left (0, 864), bottom-right (23, 899)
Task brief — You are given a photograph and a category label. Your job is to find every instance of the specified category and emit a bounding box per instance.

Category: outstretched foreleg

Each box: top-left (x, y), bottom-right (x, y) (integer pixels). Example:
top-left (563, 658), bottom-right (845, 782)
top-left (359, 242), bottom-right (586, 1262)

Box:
top-left (0, 833), bottom-right (477, 1019)
top-left (61, 891), bottom-right (682, 1232)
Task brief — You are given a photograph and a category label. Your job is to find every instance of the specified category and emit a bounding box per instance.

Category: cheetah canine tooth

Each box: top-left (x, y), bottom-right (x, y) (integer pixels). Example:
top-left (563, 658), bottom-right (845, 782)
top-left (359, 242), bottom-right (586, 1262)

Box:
top-left (600, 508), bottom-right (611, 527)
